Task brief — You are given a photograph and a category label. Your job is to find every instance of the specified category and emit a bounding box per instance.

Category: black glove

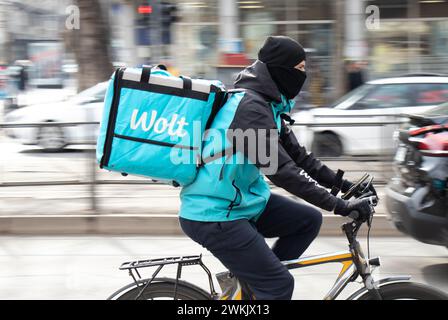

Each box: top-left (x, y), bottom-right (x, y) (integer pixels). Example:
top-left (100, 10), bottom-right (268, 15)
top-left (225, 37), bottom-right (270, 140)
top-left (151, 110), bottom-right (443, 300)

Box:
top-left (334, 197), bottom-right (373, 221)
top-left (341, 179), bottom-right (377, 197)
top-left (341, 179), bottom-right (354, 193)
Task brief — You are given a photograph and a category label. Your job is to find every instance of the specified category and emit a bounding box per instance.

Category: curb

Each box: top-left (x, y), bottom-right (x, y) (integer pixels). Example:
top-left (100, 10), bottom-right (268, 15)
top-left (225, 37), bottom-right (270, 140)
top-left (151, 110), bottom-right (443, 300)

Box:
top-left (0, 214), bottom-right (402, 236)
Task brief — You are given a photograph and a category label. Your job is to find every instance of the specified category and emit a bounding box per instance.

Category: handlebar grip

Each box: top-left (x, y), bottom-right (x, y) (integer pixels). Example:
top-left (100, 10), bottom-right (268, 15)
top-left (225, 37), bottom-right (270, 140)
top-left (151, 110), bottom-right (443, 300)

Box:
top-left (369, 195), bottom-right (379, 206)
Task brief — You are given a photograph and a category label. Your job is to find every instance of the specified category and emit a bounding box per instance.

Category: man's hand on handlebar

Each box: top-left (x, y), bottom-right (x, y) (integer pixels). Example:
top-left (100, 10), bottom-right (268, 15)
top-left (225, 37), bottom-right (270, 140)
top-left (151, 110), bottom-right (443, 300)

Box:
top-left (334, 197), bottom-right (376, 222)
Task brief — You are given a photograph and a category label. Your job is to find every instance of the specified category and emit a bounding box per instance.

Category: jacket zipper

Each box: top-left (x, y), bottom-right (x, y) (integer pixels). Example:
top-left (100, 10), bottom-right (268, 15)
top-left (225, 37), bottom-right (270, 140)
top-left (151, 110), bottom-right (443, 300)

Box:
top-left (219, 151), bottom-right (233, 180)
top-left (226, 180), bottom-right (242, 218)
top-left (100, 67), bottom-right (124, 168)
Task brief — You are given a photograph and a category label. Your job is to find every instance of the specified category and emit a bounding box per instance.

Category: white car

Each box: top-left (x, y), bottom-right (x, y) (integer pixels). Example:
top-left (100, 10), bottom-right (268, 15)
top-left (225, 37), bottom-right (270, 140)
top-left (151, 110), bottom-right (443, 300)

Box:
top-left (4, 82), bottom-right (108, 151)
top-left (292, 75), bottom-right (448, 156)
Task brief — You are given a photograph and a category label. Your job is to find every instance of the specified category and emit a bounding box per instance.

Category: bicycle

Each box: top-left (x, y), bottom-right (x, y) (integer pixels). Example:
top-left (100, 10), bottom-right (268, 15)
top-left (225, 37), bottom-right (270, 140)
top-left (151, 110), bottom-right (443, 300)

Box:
top-left (107, 174), bottom-right (448, 300)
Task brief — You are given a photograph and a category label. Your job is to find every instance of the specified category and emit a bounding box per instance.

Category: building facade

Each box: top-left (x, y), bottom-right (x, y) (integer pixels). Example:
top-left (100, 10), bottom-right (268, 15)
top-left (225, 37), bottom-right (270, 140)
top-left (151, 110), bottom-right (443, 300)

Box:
top-left (1, 0), bottom-right (448, 99)
top-left (168, 0), bottom-right (448, 100)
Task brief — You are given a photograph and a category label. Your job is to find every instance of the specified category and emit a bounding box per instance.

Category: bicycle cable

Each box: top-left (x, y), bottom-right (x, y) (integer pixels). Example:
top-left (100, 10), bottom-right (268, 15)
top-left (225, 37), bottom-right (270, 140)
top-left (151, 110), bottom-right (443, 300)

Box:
top-left (367, 214), bottom-right (373, 261)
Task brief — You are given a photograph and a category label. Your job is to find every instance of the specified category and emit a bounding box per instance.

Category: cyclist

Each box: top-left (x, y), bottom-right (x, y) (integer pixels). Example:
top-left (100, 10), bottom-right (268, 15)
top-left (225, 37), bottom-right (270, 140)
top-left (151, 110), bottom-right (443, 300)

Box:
top-left (179, 36), bottom-right (376, 300)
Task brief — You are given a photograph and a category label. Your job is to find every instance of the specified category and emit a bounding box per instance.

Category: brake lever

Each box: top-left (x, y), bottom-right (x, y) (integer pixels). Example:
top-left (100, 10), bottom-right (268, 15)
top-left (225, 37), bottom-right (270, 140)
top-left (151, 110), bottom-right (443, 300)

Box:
top-left (358, 191), bottom-right (374, 199)
top-left (368, 195), bottom-right (379, 207)
top-left (367, 208), bottom-right (374, 228)
top-left (354, 176), bottom-right (375, 198)
top-left (367, 196), bottom-right (377, 228)
top-left (342, 173), bottom-right (370, 200)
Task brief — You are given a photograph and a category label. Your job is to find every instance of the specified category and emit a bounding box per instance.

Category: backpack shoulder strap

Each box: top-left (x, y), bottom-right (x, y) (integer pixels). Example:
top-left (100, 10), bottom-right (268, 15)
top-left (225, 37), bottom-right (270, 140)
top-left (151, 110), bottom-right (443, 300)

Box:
top-left (204, 88), bottom-right (245, 132)
top-left (199, 88), bottom-right (246, 167)
top-left (204, 90), bottom-right (226, 132)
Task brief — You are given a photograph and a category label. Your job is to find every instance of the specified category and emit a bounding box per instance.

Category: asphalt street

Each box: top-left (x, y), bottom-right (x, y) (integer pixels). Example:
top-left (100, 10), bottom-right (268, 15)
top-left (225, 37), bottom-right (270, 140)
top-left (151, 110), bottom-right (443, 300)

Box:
top-left (0, 235), bottom-right (446, 300)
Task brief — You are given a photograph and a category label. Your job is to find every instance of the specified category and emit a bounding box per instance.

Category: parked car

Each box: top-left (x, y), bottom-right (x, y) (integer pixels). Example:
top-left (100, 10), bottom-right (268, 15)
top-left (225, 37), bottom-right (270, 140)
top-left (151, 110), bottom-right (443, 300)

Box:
top-left (385, 102), bottom-right (448, 248)
top-left (291, 75), bottom-right (448, 157)
top-left (4, 82), bottom-right (108, 151)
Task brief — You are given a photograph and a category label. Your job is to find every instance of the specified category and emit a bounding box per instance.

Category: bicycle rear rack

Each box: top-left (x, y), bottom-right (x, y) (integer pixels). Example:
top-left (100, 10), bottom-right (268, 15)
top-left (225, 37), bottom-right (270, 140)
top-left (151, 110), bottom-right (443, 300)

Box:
top-left (119, 254), bottom-right (217, 300)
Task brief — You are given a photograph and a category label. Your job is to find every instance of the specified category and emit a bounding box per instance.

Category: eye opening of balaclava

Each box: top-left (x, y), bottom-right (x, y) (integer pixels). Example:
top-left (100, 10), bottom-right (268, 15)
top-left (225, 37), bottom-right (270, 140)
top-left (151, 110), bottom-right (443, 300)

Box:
top-left (258, 36), bottom-right (307, 100)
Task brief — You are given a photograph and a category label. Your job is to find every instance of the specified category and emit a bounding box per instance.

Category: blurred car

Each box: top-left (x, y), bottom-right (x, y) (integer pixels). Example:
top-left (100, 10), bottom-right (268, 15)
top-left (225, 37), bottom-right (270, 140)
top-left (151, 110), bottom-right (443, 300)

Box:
top-left (385, 102), bottom-right (448, 248)
top-left (4, 82), bottom-right (108, 151)
top-left (291, 75), bottom-right (448, 157)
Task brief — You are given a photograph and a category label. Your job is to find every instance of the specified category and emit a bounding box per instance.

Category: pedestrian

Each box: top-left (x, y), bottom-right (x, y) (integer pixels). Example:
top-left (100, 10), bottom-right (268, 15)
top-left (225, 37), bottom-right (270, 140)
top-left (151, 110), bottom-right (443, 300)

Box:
top-left (346, 60), bottom-right (365, 92)
top-left (18, 65), bottom-right (28, 91)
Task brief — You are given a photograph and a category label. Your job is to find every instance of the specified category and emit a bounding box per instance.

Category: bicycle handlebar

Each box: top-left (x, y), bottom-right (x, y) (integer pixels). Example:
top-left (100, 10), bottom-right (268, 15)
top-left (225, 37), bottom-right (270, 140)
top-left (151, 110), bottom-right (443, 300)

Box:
top-left (348, 196), bottom-right (378, 222)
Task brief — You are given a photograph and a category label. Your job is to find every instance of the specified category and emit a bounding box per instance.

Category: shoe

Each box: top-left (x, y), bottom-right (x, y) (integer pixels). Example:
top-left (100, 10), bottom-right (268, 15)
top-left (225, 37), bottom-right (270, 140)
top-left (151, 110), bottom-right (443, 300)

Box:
top-left (216, 271), bottom-right (241, 300)
top-left (215, 271), bottom-right (255, 300)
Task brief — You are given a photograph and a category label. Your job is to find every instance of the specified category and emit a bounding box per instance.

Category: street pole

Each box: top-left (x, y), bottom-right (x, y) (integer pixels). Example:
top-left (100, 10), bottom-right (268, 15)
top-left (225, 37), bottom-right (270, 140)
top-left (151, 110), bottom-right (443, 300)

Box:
top-left (218, 0), bottom-right (239, 53)
top-left (122, 1), bottom-right (138, 67)
top-left (0, 1), bottom-right (11, 63)
top-left (148, 0), bottom-right (163, 63)
top-left (85, 109), bottom-right (97, 213)
top-left (0, 2), bottom-right (5, 62)
top-left (285, 0), bottom-right (299, 41)
top-left (407, 0), bottom-right (421, 73)
top-left (333, 0), bottom-right (345, 99)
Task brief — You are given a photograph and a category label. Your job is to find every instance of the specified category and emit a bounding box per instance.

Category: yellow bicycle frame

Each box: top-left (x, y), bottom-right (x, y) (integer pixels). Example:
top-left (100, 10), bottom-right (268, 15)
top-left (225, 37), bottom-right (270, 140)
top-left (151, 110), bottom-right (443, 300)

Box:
top-left (221, 251), bottom-right (356, 300)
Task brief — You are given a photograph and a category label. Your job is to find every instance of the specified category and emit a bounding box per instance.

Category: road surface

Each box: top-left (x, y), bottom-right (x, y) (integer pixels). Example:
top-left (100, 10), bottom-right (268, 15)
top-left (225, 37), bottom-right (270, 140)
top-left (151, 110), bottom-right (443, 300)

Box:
top-left (0, 235), bottom-right (446, 300)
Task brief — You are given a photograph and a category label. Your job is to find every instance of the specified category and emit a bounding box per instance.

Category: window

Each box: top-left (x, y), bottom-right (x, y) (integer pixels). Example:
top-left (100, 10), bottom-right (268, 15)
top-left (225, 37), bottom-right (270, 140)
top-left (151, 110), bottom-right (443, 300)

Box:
top-left (332, 84), bottom-right (374, 109)
top-left (414, 83), bottom-right (448, 106)
top-left (352, 84), bottom-right (412, 109)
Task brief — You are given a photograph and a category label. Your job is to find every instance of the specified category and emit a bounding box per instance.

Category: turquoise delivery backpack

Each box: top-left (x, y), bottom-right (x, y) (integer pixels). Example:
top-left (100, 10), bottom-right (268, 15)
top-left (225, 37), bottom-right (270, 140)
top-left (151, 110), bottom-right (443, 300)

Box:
top-left (96, 65), bottom-right (227, 186)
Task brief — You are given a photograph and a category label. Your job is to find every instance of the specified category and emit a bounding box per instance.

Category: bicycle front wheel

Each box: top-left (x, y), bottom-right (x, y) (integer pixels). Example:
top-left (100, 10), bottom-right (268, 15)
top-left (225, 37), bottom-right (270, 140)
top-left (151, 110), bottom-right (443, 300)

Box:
top-left (108, 278), bottom-right (213, 300)
top-left (356, 282), bottom-right (448, 300)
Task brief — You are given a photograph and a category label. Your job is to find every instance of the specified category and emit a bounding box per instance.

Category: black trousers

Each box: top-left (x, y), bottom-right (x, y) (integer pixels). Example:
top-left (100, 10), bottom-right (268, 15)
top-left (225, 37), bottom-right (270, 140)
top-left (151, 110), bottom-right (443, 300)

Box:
top-left (179, 193), bottom-right (323, 300)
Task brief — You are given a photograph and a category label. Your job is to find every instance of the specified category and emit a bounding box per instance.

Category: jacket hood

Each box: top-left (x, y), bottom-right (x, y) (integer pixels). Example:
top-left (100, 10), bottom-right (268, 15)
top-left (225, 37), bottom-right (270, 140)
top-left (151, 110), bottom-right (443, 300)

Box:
top-left (234, 60), bottom-right (282, 103)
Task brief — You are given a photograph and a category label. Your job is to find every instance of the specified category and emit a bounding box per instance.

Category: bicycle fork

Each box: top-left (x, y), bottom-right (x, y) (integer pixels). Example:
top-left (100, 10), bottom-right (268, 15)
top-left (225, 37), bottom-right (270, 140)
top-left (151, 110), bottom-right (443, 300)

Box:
top-left (350, 239), bottom-right (383, 300)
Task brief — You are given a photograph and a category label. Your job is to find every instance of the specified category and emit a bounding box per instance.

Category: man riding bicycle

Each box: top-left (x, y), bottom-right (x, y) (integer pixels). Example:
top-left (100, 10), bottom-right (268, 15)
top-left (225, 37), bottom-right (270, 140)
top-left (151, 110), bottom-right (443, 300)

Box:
top-left (179, 36), bottom-right (376, 300)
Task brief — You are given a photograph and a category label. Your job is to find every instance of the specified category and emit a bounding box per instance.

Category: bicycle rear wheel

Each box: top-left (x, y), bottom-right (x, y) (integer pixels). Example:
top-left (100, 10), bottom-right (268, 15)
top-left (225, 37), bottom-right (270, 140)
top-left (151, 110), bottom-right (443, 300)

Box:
top-left (356, 282), bottom-right (448, 300)
top-left (108, 278), bottom-right (213, 300)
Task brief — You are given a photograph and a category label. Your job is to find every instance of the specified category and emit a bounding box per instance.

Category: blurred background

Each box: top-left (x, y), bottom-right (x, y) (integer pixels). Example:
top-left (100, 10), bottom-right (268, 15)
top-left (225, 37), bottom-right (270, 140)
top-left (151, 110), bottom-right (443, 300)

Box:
top-left (0, 0), bottom-right (447, 300)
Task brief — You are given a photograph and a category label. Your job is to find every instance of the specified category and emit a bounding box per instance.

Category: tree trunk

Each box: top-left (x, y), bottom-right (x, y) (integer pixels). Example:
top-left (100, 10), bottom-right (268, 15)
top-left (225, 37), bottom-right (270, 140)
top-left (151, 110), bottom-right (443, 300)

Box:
top-left (72, 0), bottom-right (114, 92)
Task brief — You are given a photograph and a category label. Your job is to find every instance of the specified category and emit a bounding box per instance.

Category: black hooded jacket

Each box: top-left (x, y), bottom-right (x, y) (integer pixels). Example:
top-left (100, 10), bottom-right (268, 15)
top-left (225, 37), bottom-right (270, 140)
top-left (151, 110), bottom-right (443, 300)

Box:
top-left (229, 60), bottom-right (342, 211)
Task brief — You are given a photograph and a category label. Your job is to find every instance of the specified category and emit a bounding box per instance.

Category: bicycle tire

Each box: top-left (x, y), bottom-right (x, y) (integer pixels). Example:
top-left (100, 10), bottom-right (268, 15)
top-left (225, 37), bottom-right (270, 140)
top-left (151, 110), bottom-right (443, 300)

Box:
top-left (110, 279), bottom-right (213, 300)
top-left (356, 282), bottom-right (448, 300)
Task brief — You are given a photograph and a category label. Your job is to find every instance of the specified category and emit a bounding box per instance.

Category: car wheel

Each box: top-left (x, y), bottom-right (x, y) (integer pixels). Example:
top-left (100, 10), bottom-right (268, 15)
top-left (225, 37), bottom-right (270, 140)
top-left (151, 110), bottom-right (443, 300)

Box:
top-left (37, 123), bottom-right (66, 152)
top-left (311, 132), bottom-right (343, 157)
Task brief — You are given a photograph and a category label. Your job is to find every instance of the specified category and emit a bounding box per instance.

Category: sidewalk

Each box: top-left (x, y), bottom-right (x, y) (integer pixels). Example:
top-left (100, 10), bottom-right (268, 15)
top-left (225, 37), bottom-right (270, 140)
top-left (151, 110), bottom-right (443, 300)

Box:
top-left (0, 184), bottom-right (388, 216)
top-left (0, 184), bottom-right (400, 236)
top-left (0, 137), bottom-right (394, 236)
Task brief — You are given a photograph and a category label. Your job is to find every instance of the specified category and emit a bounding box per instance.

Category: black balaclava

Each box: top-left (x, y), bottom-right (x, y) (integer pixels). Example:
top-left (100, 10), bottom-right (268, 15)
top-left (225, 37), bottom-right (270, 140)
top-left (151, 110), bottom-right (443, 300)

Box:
top-left (258, 36), bottom-right (307, 99)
